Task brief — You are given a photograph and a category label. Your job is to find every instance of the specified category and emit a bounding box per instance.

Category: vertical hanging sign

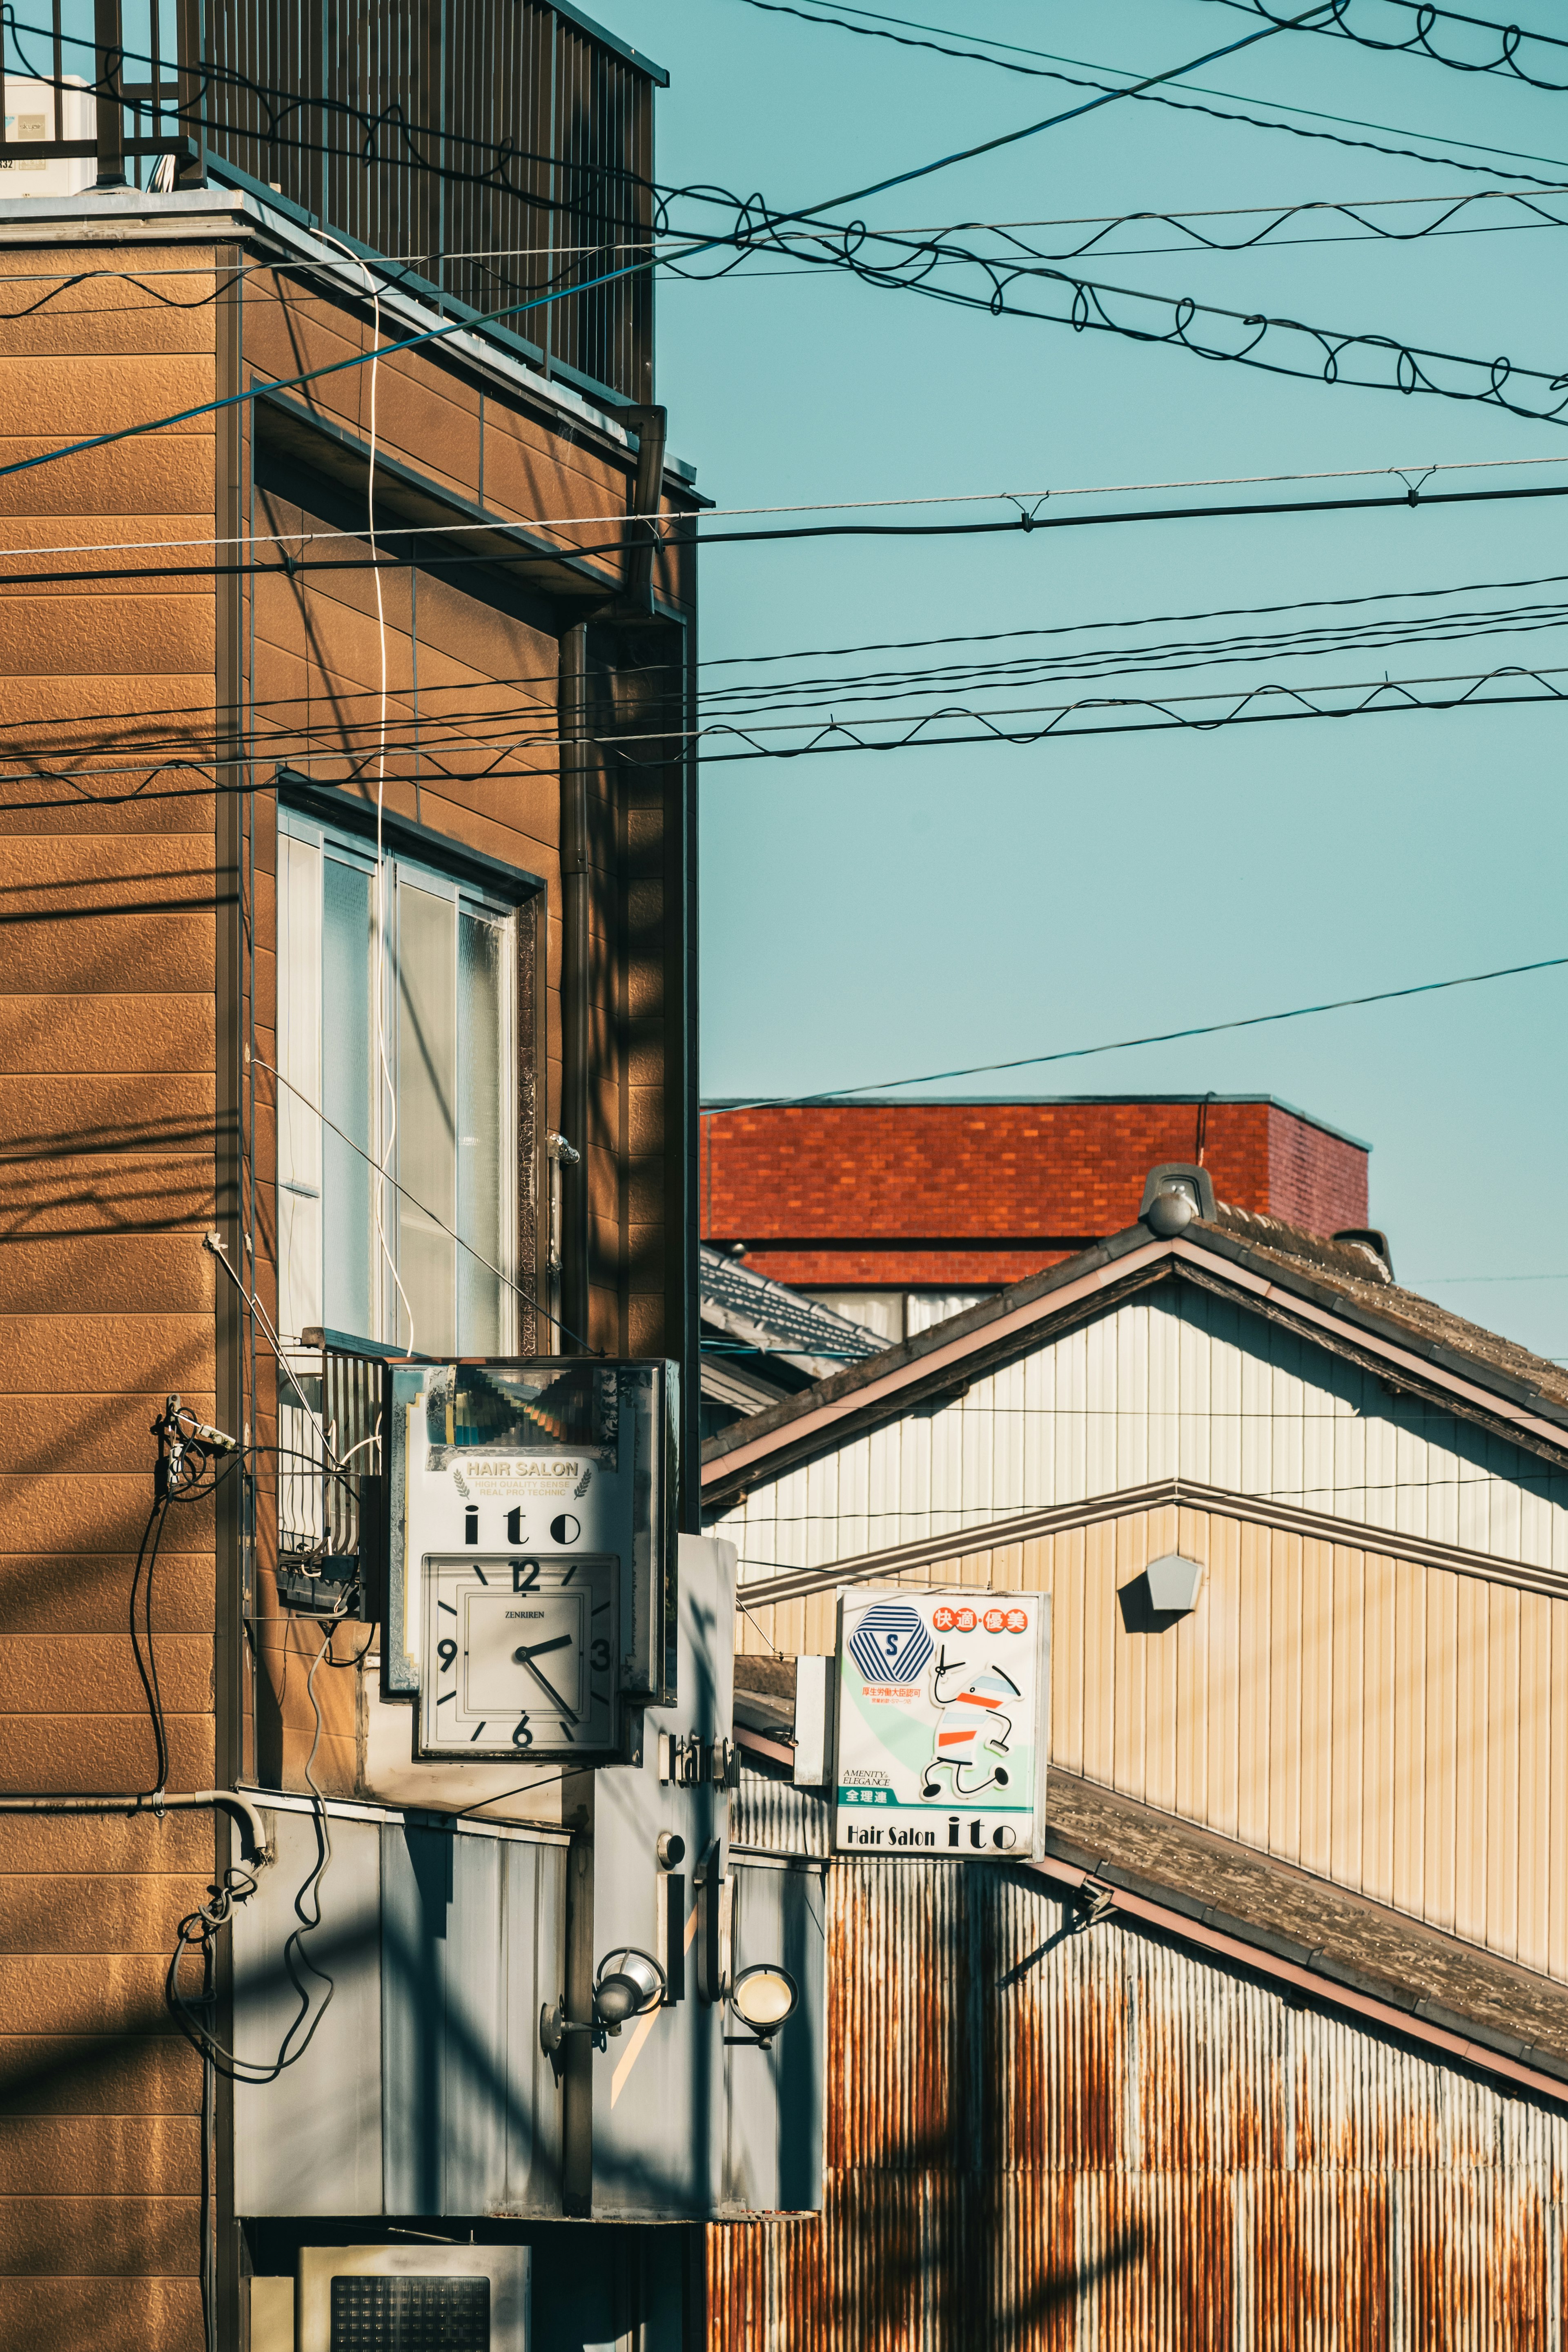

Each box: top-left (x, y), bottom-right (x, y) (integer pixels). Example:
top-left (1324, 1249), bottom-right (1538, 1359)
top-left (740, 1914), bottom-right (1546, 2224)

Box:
top-left (833, 1589), bottom-right (1050, 1857)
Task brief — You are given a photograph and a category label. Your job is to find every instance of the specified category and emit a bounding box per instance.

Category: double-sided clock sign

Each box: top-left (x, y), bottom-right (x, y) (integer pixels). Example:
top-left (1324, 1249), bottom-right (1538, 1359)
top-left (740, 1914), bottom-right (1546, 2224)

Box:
top-left (384, 1357), bottom-right (678, 1764)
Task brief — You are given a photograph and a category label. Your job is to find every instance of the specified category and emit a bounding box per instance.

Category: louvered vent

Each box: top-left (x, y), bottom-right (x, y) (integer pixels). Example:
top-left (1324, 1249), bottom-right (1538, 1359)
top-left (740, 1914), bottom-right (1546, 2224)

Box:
top-left (329, 2274), bottom-right (490, 2351)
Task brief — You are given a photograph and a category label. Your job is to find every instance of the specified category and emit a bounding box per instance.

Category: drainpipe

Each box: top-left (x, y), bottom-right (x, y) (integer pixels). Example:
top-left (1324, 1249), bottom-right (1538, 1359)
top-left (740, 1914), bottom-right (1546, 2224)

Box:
top-left (559, 622), bottom-right (591, 1352)
top-left (546, 1131), bottom-right (581, 1351)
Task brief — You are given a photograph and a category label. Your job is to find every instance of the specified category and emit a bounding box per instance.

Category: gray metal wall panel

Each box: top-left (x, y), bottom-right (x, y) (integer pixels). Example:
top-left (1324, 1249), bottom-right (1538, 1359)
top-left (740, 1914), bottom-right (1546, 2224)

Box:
top-left (723, 1859), bottom-right (825, 2215)
top-left (501, 1837), bottom-right (567, 2212)
top-left (234, 1808), bottom-right (384, 2216)
top-left (382, 1819), bottom-right (565, 2216)
top-left (590, 1537), bottom-right (732, 2218)
top-left (443, 1831), bottom-right (506, 2215)
top-left (381, 1816), bottom-right (451, 2215)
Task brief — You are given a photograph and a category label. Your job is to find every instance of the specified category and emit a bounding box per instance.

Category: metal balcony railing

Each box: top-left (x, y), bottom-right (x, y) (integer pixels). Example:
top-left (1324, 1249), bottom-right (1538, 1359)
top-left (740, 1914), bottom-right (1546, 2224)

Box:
top-left (0, 0), bottom-right (657, 402)
top-left (277, 1327), bottom-right (388, 1611)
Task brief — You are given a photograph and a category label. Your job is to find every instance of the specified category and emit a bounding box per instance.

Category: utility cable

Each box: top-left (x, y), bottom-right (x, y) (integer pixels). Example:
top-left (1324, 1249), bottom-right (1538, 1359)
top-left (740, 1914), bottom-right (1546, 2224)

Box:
top-left (706, 952), bottom-right (1568, 1112)
top-left (722, 0), bottom-right (1568, 183)
top-left (12, 427), bottom-right (1568, 564)
top-left (11, 654), bottom-right (1568, 813)
top-left (322, 229), bottom-right (417, 1362)
top-left (0, 9), bottom-right (1325, 490)
top-left (1202, 0), bottom-right (1568, 93)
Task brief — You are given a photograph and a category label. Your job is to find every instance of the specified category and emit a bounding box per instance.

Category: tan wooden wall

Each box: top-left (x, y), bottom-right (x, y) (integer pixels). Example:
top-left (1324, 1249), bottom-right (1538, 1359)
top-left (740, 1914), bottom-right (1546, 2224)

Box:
top-left (737, 1502), bottom-right (1568, 1983)
top-left (0, 248), bottom-right (222, 2349)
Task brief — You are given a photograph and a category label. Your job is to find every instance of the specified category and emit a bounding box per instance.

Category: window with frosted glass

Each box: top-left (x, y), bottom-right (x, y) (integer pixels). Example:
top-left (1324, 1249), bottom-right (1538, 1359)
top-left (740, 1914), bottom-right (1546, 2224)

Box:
top-left (277, 811), bottom-right (517, 1358)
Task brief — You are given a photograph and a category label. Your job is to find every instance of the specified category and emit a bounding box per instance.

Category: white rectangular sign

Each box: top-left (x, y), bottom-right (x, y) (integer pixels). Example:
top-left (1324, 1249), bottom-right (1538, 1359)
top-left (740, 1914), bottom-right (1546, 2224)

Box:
top-left (834, 1589), bottom-right (1050, 1857)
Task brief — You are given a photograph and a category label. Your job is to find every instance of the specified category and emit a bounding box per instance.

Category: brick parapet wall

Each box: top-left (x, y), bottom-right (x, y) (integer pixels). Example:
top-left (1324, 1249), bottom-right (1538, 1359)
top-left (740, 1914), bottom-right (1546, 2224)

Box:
top-left (701, 1099), bottom-right (1368, 1288)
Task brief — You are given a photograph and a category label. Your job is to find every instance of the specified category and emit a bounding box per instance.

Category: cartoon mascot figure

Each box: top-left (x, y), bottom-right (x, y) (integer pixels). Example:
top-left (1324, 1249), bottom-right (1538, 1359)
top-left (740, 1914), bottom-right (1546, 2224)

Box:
top-left (920, 1641), bottom-right (1021, 1800)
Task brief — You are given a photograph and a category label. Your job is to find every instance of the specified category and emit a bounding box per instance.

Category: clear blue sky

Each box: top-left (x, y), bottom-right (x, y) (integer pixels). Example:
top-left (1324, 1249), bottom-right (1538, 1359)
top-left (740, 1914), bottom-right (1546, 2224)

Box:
top-left (614, 0), bottom-right (1568, 1354)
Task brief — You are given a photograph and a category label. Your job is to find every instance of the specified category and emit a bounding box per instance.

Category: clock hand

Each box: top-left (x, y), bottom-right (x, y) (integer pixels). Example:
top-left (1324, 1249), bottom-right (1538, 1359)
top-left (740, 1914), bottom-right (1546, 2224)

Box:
top-left (512, 1635), bottom-right (572, 1664)
top-left (514, 1651), bottom-right (579, 1721)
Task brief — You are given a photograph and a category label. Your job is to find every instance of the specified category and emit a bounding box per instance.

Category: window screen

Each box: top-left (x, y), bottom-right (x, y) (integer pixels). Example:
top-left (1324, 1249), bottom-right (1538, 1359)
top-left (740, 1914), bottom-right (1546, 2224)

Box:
top-left (277, 811), bottom-right (518, 1358)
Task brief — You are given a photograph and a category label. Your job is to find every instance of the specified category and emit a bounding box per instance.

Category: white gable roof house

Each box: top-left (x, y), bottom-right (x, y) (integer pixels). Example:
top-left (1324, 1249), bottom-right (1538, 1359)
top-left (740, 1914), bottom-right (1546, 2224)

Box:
top-left (703, 1161), bottom-right (1568, 2345)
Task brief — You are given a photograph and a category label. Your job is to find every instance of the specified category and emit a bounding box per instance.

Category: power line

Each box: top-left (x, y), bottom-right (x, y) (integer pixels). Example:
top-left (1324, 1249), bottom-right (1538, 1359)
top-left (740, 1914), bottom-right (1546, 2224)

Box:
top-left (6, 658), bottom-right (1568, 813)
top-left (722, 0), bottom-right (1568, 185)
top-left (0, 560), bottom-right (1561, 762)
top-left (0, 10), bottom-right (1326, 488)
top-left (703, 954), bottom-right (1568, 1115)
top-left (18, 457), bottom-right (1568, 613)
top-left (739, 6), bottom-right (1329, 225)
top-left (13, 433), bottom-right (1568, 561)
top-left (1202, 0), bottom-right (1568, 93)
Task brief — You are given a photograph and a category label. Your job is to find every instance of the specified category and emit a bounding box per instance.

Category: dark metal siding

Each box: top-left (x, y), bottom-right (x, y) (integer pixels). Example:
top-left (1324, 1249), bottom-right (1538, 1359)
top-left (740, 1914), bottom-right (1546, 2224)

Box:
top-left (708, 1861), bottom-right (1568, 2348)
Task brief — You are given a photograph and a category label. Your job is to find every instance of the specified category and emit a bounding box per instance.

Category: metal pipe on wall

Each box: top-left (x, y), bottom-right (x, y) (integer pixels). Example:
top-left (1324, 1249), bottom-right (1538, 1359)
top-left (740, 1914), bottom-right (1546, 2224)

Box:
top-left (559, 622), bottom-right (592, 1351)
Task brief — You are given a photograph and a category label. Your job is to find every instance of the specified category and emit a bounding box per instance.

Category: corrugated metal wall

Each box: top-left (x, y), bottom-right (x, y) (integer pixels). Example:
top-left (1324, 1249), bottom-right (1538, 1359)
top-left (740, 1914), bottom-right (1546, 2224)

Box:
top-left (736, 1502), bottom-right (1568, 1982)
top-left (713, 1289), bottom-right (1568, 1587)
top-left (233, 1806), bottom-right (566, 2217)
top-left (707, 1860), bottom-right (1568, 2350)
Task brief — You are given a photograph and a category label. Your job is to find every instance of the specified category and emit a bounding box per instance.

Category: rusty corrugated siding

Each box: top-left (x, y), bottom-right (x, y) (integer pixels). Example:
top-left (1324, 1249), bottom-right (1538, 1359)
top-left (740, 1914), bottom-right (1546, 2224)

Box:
top-left (732, 1767), bottom-right (831, 1858)
top-left (708, 1861), bottom-right (1568, 2348)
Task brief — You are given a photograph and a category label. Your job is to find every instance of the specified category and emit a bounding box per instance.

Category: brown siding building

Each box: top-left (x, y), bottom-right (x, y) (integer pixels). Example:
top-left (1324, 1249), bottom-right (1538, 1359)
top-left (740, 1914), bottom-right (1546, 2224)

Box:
top-left (0, 16), bottom-right (699, 2334)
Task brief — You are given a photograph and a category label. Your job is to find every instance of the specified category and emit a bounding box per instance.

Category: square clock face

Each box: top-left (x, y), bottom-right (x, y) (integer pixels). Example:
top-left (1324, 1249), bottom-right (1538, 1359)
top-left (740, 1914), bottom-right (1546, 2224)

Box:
top-left (418, 1554), bottom-right (620, 1760)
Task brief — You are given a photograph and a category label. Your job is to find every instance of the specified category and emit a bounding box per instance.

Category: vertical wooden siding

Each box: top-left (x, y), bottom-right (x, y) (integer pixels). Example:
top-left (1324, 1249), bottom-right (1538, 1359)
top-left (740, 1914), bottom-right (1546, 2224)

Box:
top-left (714, 1289), bottom-right (1568, 1585)
top-left (737, 1503), bottom-right (1568, 1984)
top-left (0, 250), bottom-right (223, 2350)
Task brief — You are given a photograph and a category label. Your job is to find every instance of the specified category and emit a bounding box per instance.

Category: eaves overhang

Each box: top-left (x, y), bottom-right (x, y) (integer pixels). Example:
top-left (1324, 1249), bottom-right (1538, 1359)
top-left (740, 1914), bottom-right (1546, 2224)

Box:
top-left (0, 185), bottom-right (703, 493)
top-left (701, 1218), bottom-right (1568, 1509)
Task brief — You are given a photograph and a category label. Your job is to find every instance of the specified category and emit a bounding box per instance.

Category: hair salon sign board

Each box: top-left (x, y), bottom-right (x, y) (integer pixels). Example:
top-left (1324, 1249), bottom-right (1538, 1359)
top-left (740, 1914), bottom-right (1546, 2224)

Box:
top-left (833, 1589), bottom-right (1051, 1858)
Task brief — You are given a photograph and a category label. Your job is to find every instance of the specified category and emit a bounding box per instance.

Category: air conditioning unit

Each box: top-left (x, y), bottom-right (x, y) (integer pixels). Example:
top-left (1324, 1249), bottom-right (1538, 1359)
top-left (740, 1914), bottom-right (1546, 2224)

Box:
top-left (0, 79), bottom-right (96, 198)
top-left (293, 2244), bottom-right (529, 2352)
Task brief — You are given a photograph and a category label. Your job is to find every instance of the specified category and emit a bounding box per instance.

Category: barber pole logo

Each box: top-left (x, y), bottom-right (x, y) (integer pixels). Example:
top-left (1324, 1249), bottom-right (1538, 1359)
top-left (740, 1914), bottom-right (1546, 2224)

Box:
top-left (849, 1601), bottom-right (934, 1686)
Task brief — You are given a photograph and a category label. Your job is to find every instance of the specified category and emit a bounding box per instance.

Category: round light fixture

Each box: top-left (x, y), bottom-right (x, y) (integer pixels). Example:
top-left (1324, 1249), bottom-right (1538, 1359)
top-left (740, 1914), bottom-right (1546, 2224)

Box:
top-left (728, 1962), bottom-right (799, 2046)
top-left (593, 1946), bottom-right (666, 2031)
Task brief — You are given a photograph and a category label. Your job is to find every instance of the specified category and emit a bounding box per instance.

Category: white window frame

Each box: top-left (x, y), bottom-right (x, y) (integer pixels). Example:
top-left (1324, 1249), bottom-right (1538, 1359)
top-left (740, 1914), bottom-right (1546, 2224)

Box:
top-left (276, 803), bottom-right (519, 1361)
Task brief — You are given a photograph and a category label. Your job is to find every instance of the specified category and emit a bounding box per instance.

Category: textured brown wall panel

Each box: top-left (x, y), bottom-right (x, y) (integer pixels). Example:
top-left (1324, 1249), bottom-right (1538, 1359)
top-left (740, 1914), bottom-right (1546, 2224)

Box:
top-left (0, 1717), bottom-right (214, 1792)
top-left (0, 1953), bottom-right (172, 2037)
top-left (0, 1315), bottom-right (212, 1393)
top-left (0, 2034), bottom-right (198, 2116)
top-left (0, 2113), bottom-right (198, 2195)
top-left (0, 994), bottom-right (213, 1070)
top-left (0, 1532), bottom-right (214, 1641)
top-left (0, 2277), bottom-right (200, 2347)
top-left (0, 2192), bottom-right (197, 2274)
top-left (0, 1235), bottom-right (214, 1313)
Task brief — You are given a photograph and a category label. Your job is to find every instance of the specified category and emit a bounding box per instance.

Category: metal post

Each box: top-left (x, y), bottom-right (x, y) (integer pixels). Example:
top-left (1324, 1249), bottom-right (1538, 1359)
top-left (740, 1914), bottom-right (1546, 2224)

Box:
top-left (93, 0), bottom-right (125, 185)
top-left (559, 621), bottom-right (592, 1351)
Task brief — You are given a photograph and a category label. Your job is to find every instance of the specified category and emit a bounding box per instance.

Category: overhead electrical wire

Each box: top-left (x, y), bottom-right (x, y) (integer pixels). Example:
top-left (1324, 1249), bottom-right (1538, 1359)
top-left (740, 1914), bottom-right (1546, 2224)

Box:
top-left (0, 8), bottom-right (1348, 489)
top-left (1202, 0), bottom-right (1568, 93)
top-left (722, 0), bottom-right (1568, 183)
top-left (7, 658), bottom-right (1568, 812)
top-left (18, 582), bottom-right (1568, 782)
top-left (17, 455), bottom-right (1568, 620)
top-left (702, 952), bottom-right (1568, 1113)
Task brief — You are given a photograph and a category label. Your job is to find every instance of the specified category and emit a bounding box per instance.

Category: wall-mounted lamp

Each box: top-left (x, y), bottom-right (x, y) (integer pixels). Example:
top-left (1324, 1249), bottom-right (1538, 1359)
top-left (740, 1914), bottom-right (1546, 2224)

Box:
top-left (1145, 1552), bottom-right (1205, 1615)
top-left (540, 1946), bottom-right (668, 2059)
top-left (724, 1963), bottom-right (799, 2050)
